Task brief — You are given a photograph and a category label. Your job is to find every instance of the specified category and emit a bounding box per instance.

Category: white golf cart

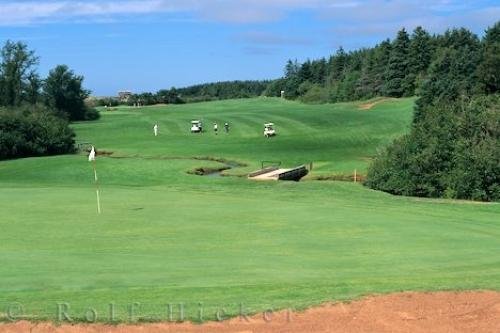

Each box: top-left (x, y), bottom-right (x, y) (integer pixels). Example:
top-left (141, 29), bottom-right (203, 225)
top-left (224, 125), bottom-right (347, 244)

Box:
top-left (191, 120), bottom-right (203, 133)
top-left (264, 123), bottom-right (276, 138)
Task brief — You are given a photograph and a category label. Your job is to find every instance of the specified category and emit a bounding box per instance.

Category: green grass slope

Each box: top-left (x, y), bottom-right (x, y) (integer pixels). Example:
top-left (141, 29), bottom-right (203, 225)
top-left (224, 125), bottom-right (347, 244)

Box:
top-left (0, 97), bottom-right (499, 322)
top-left (75, 97), bottom-right (414, 175)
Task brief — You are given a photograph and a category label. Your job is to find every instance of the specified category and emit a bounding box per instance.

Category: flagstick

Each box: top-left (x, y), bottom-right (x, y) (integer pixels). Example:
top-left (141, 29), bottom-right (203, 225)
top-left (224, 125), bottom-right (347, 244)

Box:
top-left (92, 159), bottom-right (101, 214)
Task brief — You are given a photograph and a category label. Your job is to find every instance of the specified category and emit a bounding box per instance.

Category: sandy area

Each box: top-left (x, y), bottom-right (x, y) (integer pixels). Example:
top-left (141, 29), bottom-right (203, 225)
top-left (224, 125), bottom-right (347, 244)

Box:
top-left (2, 291), bottom-right (500, 333)
top-left (358, 98), bottom-right (393, 110)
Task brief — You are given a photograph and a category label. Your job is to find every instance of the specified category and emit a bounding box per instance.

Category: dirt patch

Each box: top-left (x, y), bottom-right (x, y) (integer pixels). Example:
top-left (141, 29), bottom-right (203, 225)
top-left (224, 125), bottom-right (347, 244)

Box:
top-left (96, 150), bottom-right (114, 157)
top-left (2, 291), bottom-right (500, 333)
top-left (358, 97), bottom-right (393, 110)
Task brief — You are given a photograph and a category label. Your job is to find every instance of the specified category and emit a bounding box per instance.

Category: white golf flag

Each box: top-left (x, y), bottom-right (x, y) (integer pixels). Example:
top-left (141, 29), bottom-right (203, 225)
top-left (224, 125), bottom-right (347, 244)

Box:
top-left (88, 146), bottom-right (96, 162)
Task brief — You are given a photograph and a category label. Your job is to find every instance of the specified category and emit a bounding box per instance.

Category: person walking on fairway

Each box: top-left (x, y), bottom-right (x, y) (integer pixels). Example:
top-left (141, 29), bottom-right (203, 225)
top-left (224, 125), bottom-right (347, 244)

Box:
top-left (213, 122), bottom-right (218, 135)
top-left (153, 123), bottom-right (158, 137)
top-left (224, 122), bottom-right (229, 133)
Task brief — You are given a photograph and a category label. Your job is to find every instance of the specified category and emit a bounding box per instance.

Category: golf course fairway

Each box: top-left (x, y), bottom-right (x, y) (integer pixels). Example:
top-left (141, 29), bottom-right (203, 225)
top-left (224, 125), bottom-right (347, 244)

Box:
top-left (1, 97), bottom-right (499, 322)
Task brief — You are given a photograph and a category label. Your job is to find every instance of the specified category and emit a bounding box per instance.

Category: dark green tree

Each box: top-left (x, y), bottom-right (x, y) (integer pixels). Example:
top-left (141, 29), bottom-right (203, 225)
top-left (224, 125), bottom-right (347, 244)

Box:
top-left (408, 26), bottom-right (433, 93)
top-left (437, 27), bottom-right (480, 50)
top-left (298, 60), bottom-right (313, 83)
top-left (310, 58), bottom-right (327, 85)
top-left (327, 47), bottom-right (347, 83)
top-left (263, 78), bottom-right (286, 97)
top-left (372, 39), bottom-right (392, 95)
top-left (156, 88), bottom-right (185, 104)
top-left (409, 27), bottom-right (433, 74)
top-left (414, 30), bottom-right (481, 123)
top-left (366, 24), bottom-right (499, 202)
top-left (0, 105), bottom-right (75, 160)
top-left (24, 72), bottom-right (42, 105)
top-left (477, 22), bottom-right (500, 93)
top-left (0, 41), bottom-right (39, 107)
top-left (356, 49), bottom-right (376, 98)
top-left (384, 28), bottom-right (411, 97)
top-left (43, 65), bottom-right (98, 121)
top-left (284, 59), bottom-right (300, 78)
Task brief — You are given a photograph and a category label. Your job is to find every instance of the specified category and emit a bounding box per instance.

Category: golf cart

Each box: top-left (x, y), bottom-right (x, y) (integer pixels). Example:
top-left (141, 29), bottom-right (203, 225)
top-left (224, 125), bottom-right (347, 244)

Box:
top-left (191, 120), bottom-right (203, 133)
top-left (264, 123), bottom-right (276, 138)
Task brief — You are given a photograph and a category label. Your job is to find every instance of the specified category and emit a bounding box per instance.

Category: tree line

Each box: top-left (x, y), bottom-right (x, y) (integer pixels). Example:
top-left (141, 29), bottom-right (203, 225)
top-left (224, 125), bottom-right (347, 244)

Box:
top-left (0, 40), bottom-right (98, 160)
top-left (165, 80), bottom-right (270, 103)
top-left (365, 22), bottom-right (499, 201)
top-left (95, 80), bottom-right (270, 107)
top-left (267, 25), bottom-right (497, 103)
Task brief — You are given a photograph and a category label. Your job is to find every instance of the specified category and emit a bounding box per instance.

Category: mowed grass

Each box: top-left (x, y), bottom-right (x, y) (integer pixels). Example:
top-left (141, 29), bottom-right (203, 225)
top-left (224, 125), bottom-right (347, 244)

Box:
top-left (0, 97), bottom-right (499, 322)
top-left (75, 97), bottom-right (415, 175)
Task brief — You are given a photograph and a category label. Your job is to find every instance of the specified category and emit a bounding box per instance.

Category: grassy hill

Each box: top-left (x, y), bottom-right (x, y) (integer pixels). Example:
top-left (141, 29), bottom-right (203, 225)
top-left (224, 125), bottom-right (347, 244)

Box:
top-left (0, 97), bottom-right (499, 322)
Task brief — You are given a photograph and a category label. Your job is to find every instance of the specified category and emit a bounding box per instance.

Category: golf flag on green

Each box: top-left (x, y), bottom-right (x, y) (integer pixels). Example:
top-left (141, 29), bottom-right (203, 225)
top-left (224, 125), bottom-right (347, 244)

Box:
top-left (88, 146), bottom-right (96, 162)
top-left (88, 146), bottom-right (101, 214)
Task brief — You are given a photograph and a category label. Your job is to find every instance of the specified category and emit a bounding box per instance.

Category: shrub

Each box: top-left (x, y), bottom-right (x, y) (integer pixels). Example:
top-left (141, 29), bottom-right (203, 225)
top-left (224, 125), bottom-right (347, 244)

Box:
top-left (83, 106), bottom-right (100, 121)
top-left (0, 105), bottom-right (75, 160)
top-left (366, 95), bottom-right (500, 201)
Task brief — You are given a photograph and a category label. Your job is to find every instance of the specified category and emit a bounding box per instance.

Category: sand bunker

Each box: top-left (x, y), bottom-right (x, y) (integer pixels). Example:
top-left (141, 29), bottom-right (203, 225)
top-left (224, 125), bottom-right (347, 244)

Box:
top-left (2, 291), bottom-right (500, 333)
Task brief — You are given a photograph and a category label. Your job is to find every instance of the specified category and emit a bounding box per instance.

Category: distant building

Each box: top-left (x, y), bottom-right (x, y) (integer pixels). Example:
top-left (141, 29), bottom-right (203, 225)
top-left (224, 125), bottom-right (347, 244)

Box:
top-left (118, 91), bottom-right (133, 103)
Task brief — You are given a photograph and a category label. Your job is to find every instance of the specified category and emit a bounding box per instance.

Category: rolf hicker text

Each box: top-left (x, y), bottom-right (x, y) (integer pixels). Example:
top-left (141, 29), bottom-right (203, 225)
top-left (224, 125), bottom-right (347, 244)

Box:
top-left (3, 302), bottom-right (293, 323)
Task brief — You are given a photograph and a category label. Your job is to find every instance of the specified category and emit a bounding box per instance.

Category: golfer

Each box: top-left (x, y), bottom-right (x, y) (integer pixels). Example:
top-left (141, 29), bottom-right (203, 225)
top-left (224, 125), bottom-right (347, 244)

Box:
top-left (224, 122), bottom-right (229, 133)
top-left (213, 122), bottom-right (218, 135)
top-left (153, 123), bottom-right (158, 137)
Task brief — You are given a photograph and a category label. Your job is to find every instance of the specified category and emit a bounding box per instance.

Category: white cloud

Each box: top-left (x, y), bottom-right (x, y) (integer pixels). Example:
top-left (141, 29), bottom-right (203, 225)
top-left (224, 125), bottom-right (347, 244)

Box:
top-left (0, 0), bottom-right (497, 27)
top-left (0, 0), bottom-right (381, 25)
top-left (0, 0), bottom-right (193, 26)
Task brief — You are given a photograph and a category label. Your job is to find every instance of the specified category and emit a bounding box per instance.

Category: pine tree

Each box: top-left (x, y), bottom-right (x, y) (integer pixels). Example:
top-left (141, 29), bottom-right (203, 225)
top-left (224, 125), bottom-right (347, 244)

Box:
top-left (356, 49), bottom-right (376, 99)
top-left (372, 39), bottom-right (392, 95)
top-left (310, 58), bottom-right (327, 85)
top-left (415, 27), bottom-right (481, 120)
top-left (408, 26), bottom-right (433, 93)
top-left (298, 60), bottom-right (313, 82)
top-left (327, 47), bottom-right (347, 83)
top-left (477, 22), bottom-right (500, 93)
top-left (284, 59), bottom-right (300, 78)
top-left (384, 29), bottom-right (411, 97)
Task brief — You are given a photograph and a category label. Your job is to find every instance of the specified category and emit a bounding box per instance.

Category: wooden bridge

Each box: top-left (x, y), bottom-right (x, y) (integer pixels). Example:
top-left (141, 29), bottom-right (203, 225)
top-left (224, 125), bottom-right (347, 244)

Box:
top-left (248, 164), bottom-right (309, 181)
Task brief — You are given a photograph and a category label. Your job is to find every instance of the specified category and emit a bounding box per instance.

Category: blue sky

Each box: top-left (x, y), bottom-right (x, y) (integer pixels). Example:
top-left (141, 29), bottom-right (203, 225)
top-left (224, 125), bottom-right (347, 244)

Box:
top-left (0, 0), bottom-right (498, 96)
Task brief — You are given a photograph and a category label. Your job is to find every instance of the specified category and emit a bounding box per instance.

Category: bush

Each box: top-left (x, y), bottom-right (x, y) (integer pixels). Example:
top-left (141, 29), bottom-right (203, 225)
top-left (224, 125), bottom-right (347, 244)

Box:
top-left (93, 97), bottom-right (119, 107)
top-left (83, 106), bottom-right (100, 121)
top-left (0, 105), bottom-right (75, 160)
top-left (299, 84), bottom-right (330, 104)
top-left (263, 78), bottom-right (286, 97)
top-left (365, 95), bottom-right (500, 201)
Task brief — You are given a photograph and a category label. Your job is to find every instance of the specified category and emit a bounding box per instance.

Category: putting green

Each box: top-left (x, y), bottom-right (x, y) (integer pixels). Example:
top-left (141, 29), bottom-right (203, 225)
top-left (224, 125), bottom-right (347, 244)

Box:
top-left (0, 97), bottom-right (498, 322)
